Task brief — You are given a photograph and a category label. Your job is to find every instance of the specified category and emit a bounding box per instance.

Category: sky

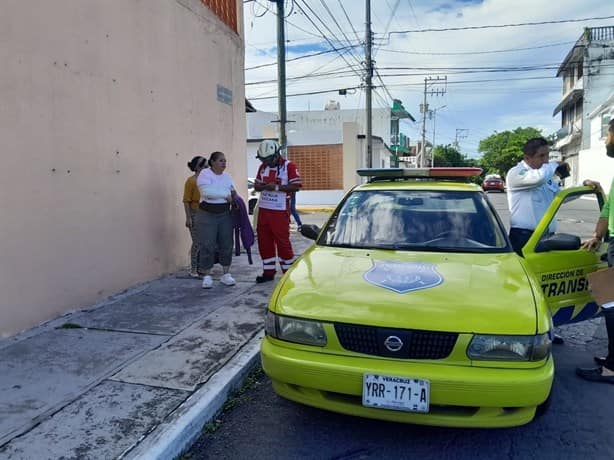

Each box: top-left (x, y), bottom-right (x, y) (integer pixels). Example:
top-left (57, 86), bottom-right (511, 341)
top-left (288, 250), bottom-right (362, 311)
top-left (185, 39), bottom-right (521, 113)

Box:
top-left (242, 0), bottom-right (614, 159)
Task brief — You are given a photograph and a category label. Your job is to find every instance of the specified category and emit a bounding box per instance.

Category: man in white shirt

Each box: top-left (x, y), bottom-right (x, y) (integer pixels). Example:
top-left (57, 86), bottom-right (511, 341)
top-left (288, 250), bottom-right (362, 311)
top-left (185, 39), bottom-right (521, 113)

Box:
top-left (506, 137), bottom-right (598, 345)
top-left (506, 137), bottom-right (568, 256)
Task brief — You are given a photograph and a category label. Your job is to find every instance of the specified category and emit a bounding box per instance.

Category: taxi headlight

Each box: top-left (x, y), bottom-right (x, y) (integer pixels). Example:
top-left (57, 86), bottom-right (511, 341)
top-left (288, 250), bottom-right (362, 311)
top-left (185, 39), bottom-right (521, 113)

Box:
top-left (467, 333), bottom-right (551, 361)
top-left (265, 311), bottom-right (327, 346)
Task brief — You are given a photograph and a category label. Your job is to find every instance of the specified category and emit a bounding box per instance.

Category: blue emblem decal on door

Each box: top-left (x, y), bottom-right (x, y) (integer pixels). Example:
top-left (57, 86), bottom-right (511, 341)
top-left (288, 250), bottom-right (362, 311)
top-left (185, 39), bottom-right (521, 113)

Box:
top-left (363, 261), bottom-right (443, 294)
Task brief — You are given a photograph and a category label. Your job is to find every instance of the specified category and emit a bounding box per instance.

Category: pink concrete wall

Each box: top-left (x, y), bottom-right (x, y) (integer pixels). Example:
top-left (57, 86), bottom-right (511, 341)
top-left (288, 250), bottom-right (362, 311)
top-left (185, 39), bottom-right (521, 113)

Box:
top-left (0, 0), bottom-right (247, 337)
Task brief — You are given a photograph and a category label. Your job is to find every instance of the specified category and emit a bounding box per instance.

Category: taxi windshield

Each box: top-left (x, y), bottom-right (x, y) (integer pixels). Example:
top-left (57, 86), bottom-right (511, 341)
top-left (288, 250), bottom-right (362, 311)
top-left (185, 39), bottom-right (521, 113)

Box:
top-left (319, 189), bottom-right (510, 253)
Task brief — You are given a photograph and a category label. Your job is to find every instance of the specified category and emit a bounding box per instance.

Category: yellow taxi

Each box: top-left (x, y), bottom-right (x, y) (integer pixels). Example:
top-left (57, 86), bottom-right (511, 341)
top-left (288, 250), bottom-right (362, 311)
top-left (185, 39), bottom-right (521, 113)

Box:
top-left (261, 168), bottom-right (607, 428)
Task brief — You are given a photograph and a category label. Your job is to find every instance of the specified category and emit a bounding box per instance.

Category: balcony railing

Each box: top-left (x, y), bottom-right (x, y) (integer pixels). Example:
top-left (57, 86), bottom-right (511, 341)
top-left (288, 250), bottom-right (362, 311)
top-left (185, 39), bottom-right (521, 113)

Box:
top-left (588, 26), bottom-right (614, 42)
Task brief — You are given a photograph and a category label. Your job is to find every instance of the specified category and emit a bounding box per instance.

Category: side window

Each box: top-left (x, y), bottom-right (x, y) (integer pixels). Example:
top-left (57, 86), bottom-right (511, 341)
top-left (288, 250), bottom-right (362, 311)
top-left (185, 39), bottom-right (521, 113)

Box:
top-left (537, 192), bottom-right (602, 242)
top-left (602, 113), bottom-right (613, 139)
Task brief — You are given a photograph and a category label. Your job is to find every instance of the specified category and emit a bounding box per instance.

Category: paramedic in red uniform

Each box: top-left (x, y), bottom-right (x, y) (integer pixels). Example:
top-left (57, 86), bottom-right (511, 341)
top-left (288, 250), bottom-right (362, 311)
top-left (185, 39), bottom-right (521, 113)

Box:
top-left (253, 140), bottom-right (302, 283)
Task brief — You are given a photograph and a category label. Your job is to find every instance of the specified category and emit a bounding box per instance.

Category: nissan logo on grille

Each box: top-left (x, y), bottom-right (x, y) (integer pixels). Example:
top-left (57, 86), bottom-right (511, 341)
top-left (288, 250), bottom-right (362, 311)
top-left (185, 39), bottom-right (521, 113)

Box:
top-left (383, 335), bottom-right (403, 352)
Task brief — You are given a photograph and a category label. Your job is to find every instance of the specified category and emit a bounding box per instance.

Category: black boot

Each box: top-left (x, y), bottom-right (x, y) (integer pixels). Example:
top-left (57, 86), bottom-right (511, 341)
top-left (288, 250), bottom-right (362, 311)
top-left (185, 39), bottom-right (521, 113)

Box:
top-left (256, 274), bottom-right (275, 283)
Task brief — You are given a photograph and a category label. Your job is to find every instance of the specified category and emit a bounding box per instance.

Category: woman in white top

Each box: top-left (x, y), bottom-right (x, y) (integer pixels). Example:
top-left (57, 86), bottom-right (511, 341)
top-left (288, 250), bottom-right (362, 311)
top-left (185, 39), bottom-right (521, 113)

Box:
top-left (195, 151), bottom-right (236, 288)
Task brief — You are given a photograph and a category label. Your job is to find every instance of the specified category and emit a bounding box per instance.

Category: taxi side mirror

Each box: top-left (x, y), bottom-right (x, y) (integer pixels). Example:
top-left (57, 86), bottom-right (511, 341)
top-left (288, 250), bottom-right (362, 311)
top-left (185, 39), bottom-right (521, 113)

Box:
top-left (535, 233), bottom-right (580, 253)
top-left (300, 224), bottom-right (320, 241)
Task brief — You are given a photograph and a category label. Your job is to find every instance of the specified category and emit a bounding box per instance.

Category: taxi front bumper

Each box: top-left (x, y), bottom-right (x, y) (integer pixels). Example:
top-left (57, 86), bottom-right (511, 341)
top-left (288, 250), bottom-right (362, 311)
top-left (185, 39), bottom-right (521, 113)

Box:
top-left (261, 336), bottom-right (554, 428)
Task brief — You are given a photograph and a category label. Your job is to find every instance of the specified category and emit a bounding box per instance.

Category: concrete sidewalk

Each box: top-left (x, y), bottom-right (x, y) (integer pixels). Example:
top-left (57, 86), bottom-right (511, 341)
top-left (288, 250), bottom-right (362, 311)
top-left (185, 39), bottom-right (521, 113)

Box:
top-left (0, 219), bottom-right (323, 459)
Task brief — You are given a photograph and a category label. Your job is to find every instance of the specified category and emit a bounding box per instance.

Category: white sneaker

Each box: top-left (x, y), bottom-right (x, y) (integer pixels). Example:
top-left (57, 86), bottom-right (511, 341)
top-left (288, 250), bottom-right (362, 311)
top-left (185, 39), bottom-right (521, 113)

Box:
top-left (220, 273), bottom-right (236, 286)
top-left (202, 275), bottom-right (213, 289)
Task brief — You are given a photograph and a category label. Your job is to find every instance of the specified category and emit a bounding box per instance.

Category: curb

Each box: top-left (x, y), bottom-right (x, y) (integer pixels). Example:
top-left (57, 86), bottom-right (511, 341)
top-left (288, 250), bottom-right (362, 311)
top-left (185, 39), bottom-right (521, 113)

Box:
top-left (296, 206), bottom-right (334, 213)
top-left (125, 330), bottom-right (264, 460)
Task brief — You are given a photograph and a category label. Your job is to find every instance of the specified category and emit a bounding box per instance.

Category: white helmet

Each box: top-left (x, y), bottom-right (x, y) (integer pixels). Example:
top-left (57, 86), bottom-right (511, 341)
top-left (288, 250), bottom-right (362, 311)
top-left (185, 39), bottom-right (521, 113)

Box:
top-left (257, 140), bottom-right (281, 159)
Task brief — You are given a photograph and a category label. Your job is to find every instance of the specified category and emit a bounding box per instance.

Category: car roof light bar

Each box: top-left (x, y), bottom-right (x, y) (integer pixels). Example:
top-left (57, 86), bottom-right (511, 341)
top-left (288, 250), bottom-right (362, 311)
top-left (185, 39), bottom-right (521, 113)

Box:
top-left (357, 167), bottom-right (483, 181)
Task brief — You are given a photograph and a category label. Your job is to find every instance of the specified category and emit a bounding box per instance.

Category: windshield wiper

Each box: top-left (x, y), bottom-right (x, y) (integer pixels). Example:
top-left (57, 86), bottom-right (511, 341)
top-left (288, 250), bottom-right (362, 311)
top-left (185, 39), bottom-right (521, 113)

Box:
top-left (376, 243), bottom-right (424, 251)
top-left (418, 245), bottom-right (492, 253)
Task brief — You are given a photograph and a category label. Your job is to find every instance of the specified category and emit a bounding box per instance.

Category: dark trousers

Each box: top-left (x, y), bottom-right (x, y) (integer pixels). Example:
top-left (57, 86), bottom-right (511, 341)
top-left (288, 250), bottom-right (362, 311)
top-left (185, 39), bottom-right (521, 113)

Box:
top-left (604, 310), bottom-right (614, 370)
top-left (509, 227), bottom-right (534, 256)
top-left (604, 243), bottom-right (614, 370)
top-left (290, 192), bottom-right (302, 227)
top-left (195, 209), bottom-right (234, 270)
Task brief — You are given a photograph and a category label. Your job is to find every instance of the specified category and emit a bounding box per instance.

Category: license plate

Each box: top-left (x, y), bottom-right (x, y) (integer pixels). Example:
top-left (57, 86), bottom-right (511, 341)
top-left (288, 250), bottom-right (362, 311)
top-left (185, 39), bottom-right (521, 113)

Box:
top-left (362, 373), bottom-right (430, 413)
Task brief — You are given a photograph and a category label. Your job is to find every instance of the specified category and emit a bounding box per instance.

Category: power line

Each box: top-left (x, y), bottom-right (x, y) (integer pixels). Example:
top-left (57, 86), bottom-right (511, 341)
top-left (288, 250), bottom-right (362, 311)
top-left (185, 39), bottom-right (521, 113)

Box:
top-left (379, 62), bottom-right (563, 70)
top-left (376, 67), bottom-right (558, 78)
top-left (246, 59), bottom-right (363, 86)
top-left (377, 68), bottom-right (614, 79)
top-left (293, 0), bottom-right (364, 79)
top-left (247, 0), bottom-right (269, 17)
top-left (337, 0), bottom-right (362, 44)
top-left (374, 0), bottom-right (401, 56)
top-left (247, 52), bottom-right (360, 98)
top-left (245, 1), bottom-right (367, 102)
top-left (248, 77), bottom-right (560, 100)
top-left (374, 69), bottom-right (396, 106)
top-left (249, 85), bottom-right (364, 100)
top-left (249, 59), bottom-right (614, 87)
top-left (372, 88), bottom-right (394, 109)
top-left (246, 71), bottom-right (563, 91)
top-left (384, 74), bottom-right (585, 86)
top-left (405, 0), bottom-right (419, 26)
top-left (245, 44), bottom-right (362, 70)
top-left (295, 0), bottom-right (363, 66)
top-left (248, 67), bottom-right (614, 91)
top-left (317, 0), bottom-right (362, 66)
top-left (386, 14), bottom-right (614, 36)
top-left (247, 61), bottom-right (601, 87)
top-left (376, 41), bottom-right (577, 56)
top-left (248, 0), bottom-right (332, 41)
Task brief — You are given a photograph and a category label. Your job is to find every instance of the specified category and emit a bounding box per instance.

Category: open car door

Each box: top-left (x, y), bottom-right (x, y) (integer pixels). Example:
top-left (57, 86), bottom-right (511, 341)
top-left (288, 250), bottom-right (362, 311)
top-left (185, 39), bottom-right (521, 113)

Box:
top-left (522, 186), bottom-right (608, 326)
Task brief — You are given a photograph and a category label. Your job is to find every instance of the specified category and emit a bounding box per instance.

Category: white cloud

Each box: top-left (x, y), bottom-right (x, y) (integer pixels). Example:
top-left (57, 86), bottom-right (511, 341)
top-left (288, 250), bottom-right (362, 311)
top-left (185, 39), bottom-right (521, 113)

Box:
top-left (244, 0), bottom-right (614, 157)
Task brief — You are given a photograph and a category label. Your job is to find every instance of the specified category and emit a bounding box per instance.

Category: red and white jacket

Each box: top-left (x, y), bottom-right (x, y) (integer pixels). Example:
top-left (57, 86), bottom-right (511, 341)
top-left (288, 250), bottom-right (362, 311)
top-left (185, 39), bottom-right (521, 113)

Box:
top-left (255, 158), bottom-right (302, 211)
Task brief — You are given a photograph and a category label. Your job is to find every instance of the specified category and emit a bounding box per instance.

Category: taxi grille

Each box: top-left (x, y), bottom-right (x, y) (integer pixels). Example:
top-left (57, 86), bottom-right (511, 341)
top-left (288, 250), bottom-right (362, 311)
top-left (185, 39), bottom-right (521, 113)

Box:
top-left (334, 323), bottom-right (458, 359)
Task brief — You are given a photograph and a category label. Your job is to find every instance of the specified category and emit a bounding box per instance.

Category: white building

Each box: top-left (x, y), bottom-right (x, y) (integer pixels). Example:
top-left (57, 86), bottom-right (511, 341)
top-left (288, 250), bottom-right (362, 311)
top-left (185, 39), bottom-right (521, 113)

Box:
top-left (576, 92), bottom-right (614, 191)
top-left (246, 101), bottom-right (414, 205)
top-left (553, 26), bottom-right (614, 188)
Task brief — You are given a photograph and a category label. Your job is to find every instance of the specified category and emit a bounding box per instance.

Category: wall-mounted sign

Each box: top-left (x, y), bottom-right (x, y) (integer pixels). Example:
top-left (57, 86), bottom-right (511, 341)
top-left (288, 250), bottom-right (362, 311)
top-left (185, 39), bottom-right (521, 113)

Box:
top-left (217, 84), bottom-right (233, 105)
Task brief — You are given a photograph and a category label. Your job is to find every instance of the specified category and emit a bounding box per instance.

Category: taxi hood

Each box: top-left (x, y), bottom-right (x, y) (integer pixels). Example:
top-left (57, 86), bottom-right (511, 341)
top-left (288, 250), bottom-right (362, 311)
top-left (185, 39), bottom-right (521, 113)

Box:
top-left (273, 246), bottom-right (539, 335)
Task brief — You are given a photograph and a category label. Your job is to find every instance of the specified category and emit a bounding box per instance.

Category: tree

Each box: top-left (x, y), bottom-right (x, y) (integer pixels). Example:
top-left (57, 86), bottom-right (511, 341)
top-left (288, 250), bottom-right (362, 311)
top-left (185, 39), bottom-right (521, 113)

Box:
top-left (433, 145), bottom-right (467, 167)
top-left (478, 127), bottom-right (543, 177)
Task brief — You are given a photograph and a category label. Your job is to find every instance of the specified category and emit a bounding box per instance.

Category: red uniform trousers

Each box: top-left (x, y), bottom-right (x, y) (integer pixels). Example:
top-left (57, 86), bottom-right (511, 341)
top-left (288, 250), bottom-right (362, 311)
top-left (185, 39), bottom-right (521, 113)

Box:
top-left (257, 208), bottom-right (295, 276)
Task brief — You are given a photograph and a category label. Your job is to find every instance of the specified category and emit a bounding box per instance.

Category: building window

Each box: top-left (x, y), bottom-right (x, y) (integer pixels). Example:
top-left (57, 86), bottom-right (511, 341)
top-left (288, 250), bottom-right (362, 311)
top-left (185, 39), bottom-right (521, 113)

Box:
top-left (602, 113), bottom-right (613, 138)
top-left (575, 100), bottom-right (583, 122)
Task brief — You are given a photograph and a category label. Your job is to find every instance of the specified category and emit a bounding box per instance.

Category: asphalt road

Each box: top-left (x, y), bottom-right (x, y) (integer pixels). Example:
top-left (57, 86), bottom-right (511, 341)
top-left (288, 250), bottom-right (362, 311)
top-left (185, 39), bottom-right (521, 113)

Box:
top-left (183, 345), bottom-right (613, 460)
top-left (183, 193), bottom-right (614, 460)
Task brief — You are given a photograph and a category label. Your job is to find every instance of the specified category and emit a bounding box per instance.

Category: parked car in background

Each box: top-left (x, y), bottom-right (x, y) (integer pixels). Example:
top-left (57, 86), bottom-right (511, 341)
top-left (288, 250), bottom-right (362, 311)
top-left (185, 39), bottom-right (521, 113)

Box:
top-left (247, 178), bottom-right (259, 215)
top-left (261, 167), bottom-right (606, 428)
top-left (482, 174), bottom-right (505, 192)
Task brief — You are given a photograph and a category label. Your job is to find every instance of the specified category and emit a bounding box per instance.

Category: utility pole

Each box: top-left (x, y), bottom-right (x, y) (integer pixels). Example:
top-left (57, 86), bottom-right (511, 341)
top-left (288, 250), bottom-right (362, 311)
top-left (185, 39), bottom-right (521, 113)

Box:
top-left (419, 79), bottom-right (428, 168)
top-left (430, 105), bottom-right (446, 166)
top-left (365, 0), bottom-right (373, 168)
top-left (454, 128), bottom-right (469, 150)
top-left (270, 0), bottom-right (287, 153)
top-left (418, 76), bottom-right (446, 167)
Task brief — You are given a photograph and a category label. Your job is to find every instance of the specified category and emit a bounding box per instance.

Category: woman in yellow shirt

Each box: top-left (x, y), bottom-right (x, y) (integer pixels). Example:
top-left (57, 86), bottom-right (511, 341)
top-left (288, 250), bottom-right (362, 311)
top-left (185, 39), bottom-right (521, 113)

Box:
top-left (183, 156), bottom-right (207, 277)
